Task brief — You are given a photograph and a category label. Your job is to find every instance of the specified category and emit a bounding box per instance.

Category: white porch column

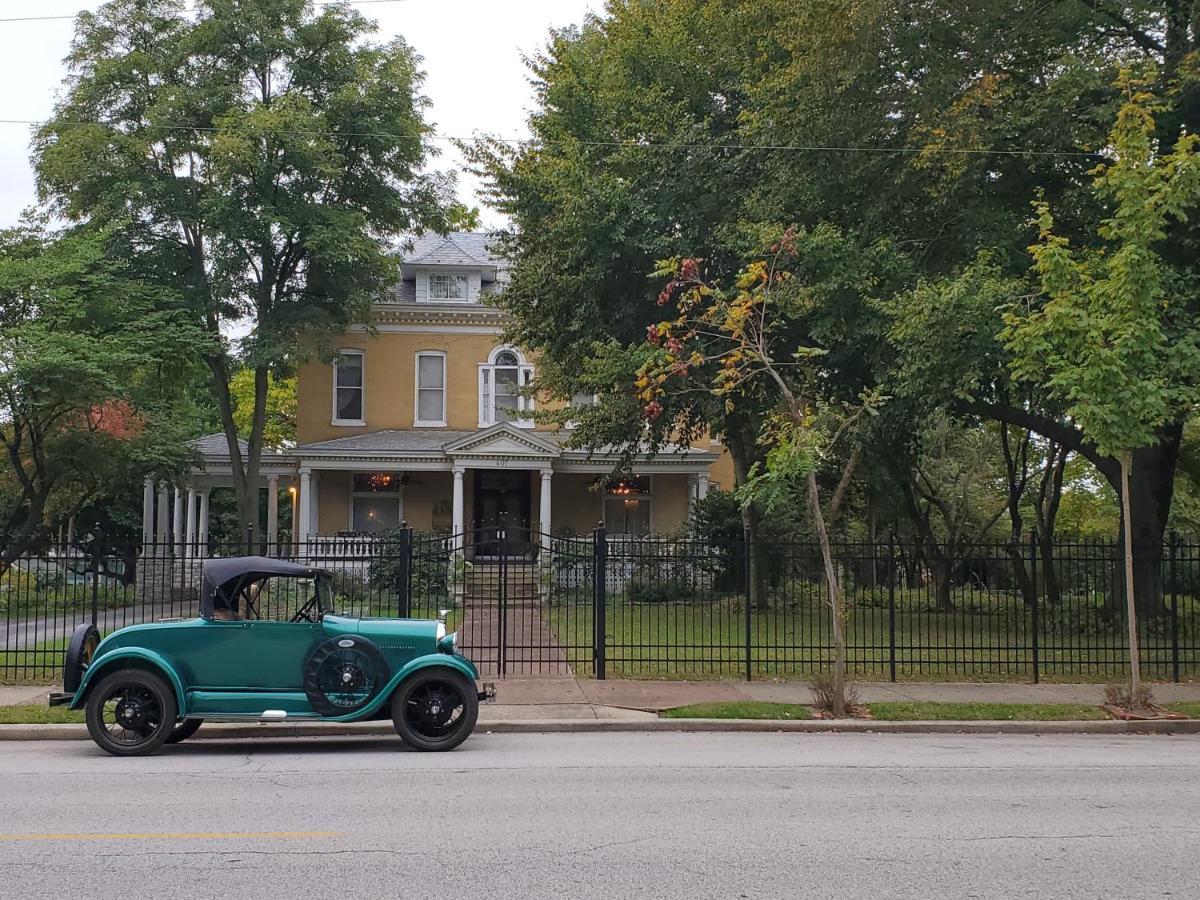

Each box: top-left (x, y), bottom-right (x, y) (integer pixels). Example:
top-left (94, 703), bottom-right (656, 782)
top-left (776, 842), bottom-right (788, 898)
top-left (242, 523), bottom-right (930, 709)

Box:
top-left (155, 483), bottom-right (170, 549)
top-left (184, 488), bottom-right (197, 558)
top-left (172, 488), bottom-right (184, 557)
top-left (297, 469), bottom-right (312, 545)
top-left (266, 475), bottom-right (280, 556)
top-left (688, 473), bottom-right (699, 510)
top-left (198, 490), bottom-right (211, 556)
top-left (539, 469), bottom-right (553, 551)
top-left (697, 472), bottom-right (710, 501)
top-left (141, 478), bottom-right (154, 545)
top-left (451, 466), bottom-right (465, 550)
top-left (309, 472), bottom-right (320, 539)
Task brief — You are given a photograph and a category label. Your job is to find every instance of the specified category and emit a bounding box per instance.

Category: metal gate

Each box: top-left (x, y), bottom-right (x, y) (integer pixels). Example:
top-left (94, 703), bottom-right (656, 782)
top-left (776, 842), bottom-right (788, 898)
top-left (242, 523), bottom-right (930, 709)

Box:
top-left (403, 523), bottom-right (600, 677)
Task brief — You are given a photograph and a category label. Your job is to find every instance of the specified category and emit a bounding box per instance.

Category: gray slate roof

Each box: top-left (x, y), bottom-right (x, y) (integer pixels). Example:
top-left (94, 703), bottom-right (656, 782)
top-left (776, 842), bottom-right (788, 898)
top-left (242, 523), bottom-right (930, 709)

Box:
top-left (404, 232), bottom-right (503, 267)
top-left (189, 433), bottom-right (248, 456)
top-left (296, 430), bottom-right (480, 454)
top-left (188, 433), bottom-right (290, 458)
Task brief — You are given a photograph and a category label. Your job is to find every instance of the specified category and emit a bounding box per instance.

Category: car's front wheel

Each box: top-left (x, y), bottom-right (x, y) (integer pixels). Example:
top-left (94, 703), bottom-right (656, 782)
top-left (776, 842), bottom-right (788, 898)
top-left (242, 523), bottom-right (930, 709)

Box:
top-left (85, 668), bottom-right (177, 757)
top-left (391, 669), bottom-right (478, 752)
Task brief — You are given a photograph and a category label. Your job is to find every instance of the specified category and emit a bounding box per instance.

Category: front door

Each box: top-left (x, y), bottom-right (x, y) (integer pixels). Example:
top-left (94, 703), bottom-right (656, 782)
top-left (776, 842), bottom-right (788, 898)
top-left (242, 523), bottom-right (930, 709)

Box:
top-left (473, 470), bottom-right (531, 557)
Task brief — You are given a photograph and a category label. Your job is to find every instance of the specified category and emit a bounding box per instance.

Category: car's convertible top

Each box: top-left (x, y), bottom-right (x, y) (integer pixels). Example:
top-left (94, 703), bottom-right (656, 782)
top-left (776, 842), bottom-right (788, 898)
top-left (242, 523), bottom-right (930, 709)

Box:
top-left (200, 556), bottom-right (325, 618)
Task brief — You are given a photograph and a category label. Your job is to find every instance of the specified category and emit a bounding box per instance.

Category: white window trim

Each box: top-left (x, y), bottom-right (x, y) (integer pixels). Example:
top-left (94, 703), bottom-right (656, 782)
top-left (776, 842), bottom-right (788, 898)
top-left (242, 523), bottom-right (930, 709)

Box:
top-left (566, 392), bottom-right (599, 430)
top-left (422, 269), bottom-right (473, 303)
top-left (413, 350), bottom-right (448, 428)
top-left (478, 346), bottom-right (535, 429)
top-left (331, 350), bottom-right (366, 426)
top-left (347, 478), bottom-right (405, 532)
top-left (601, 475), bottom-right (654, 535)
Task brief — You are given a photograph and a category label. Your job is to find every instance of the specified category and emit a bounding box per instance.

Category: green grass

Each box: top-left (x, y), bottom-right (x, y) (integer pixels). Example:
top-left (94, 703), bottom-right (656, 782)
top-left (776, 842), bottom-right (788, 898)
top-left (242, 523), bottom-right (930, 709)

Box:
top-left (867, 702), bottom-right (1109, 721)
top-left (0, 704), bottom-right (82, 724)
top-left (546, 597), bottom-right (1198, 682)
top-left (1164, 702), bottom-right (1200, 718)
top-left (0, 638), bottom-right (68, 683)
top-left (661, 701), bottom-right (810, 719)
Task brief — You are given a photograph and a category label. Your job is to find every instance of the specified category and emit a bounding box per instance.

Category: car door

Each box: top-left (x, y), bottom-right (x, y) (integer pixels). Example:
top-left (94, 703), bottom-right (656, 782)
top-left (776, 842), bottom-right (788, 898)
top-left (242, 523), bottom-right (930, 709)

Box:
top-left (186, 577), bottom-right (324, 691)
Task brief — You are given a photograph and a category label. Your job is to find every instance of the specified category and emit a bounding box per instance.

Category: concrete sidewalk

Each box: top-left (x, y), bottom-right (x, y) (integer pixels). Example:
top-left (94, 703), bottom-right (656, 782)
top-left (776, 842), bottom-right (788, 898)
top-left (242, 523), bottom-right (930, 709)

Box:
top-left (7, 678), bottom-right (1200, 714)
top-left (486, 677), bottom-right (1200, 711)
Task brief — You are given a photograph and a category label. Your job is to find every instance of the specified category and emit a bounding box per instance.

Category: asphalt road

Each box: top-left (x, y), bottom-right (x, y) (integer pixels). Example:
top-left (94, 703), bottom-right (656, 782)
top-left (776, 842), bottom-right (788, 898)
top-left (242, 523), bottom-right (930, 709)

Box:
top-left (2, 732), bottom-right (1198, 899)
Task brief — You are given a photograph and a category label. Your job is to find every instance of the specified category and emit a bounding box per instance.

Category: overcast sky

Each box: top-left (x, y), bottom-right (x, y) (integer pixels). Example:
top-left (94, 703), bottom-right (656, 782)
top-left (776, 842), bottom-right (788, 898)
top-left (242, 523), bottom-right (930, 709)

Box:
top-left (0, 0), bottom-right (600, 229)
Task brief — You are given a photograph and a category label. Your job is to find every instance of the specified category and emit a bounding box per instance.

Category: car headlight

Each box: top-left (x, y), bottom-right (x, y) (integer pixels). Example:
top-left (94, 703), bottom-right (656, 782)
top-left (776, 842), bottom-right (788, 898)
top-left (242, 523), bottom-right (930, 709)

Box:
top-left (436, 621), bottom-right (447, 641)
top-left (437, 630), bottom-right (458, 655)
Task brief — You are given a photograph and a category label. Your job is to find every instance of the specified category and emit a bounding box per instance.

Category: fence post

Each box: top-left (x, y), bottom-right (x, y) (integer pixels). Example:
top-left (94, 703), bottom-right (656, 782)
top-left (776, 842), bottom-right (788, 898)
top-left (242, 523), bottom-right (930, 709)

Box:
top-left (887, 532), bottom-right (896, 683)
top-left (1030, 529), bottom-right (1039, 684)
top-left (90, 530), bottom-right (102, 628)
top-left (1170, 531), bottom-right (1180, 684)
top-left (593, 523), bottom-right (607, 681)
top-left (397, 521), bottom-right (412, 618)
top-left (744, 525), bottom-right (753, 681)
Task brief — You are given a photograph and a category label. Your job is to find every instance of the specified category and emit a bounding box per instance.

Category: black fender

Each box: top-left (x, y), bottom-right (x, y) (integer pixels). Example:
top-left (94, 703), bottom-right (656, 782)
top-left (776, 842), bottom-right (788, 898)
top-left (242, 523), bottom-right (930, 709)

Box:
top-left (63, 623), bottom-right (101, 695)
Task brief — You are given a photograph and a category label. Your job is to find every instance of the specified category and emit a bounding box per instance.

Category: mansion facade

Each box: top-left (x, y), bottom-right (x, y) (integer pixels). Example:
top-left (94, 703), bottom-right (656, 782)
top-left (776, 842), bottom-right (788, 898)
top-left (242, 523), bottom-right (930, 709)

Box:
top-left (154, 233), bottom-right (734, 555)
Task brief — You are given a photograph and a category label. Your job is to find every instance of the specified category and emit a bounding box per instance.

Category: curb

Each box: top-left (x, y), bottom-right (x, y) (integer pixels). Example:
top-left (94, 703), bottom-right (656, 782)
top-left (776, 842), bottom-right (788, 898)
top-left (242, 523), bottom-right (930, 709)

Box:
top-left (3, 718), bottom-right (1200, 741)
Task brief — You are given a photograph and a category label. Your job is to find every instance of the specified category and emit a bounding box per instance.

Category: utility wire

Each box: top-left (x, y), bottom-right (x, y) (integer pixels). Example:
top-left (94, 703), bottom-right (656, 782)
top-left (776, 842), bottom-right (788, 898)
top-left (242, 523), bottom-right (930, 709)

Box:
top-left (0, 117), bottom-right (1107, 158)
top-left (0, 0), bottom-right (413, 24)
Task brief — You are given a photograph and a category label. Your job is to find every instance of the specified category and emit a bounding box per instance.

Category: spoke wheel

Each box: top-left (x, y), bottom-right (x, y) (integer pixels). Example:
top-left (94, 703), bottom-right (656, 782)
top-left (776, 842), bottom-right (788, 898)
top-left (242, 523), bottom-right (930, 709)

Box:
top-left (85, 669), bottom-right (176, 757)
top-left (166, 719), bottom-right (204, 744)
top-left (392, 670), bottom-right (478, 752)
top-left (302, 636), bottom-right (389, 716)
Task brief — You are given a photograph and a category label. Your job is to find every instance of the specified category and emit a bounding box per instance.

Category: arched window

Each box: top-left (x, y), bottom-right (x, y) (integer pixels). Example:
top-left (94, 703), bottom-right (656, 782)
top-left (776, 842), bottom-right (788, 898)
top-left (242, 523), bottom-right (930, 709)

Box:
top-left (479, 347), bottom-right (534, 427)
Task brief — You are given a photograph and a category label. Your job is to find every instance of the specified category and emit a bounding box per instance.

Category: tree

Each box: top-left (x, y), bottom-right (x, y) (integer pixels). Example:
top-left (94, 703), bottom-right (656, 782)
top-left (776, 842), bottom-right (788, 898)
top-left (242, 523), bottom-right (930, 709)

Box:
top-left (643, 231), bottom-right (880, 716)
top-left (230, 368), bottom-right (296, 447)
top-left (0, 224), bottom-right (195, 570)
top-left (1003, 78), bottom-right (1200, 699)
top-left (895, 415), bottom-right (1009, 610)
top-left (36, 0), bottom-right (454, 541)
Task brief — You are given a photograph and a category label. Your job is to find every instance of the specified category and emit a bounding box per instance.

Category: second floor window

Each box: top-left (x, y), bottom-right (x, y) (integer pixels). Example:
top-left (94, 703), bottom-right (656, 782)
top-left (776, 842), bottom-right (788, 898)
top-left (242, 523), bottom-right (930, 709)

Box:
top-left (479, 348), bottom-right (534, 427)
top-left (415, 351), bottom-right (446, 426)
top-left (428, 273), bottom-right (468, 301)
top-left (334, 351), bottom-right (364, 423)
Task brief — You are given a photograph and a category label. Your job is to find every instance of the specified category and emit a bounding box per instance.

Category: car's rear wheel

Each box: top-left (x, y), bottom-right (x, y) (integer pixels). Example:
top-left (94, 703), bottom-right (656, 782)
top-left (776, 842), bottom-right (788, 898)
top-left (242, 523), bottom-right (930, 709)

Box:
top-left (391, 669), bottom-right (478, 752)
top-left (85, 668), bottom-right (177, 757)
top-left (166, 719), bottom-right (204, 744)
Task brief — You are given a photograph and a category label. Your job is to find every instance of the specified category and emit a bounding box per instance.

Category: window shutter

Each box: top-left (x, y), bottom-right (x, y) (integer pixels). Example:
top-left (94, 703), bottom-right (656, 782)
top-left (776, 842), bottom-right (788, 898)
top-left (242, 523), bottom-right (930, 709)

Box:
top-left (520, 366), bottom-right (535, 415)
top-left (415, 270), bottom-right (428, 302)
top-left (479, 367), bottom-right (492, 426)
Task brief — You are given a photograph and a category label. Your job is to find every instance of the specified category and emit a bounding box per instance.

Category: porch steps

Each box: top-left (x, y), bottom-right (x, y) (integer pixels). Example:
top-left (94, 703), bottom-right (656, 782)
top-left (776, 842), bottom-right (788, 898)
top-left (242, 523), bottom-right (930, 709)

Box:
top-left (464, 563), bottom-right (541, 604)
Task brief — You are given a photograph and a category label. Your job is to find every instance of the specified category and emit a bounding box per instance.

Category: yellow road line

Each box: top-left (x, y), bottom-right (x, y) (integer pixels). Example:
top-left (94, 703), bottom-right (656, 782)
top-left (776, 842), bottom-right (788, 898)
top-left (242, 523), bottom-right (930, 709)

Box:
top-left (0, 831), bottom-right (343, 841)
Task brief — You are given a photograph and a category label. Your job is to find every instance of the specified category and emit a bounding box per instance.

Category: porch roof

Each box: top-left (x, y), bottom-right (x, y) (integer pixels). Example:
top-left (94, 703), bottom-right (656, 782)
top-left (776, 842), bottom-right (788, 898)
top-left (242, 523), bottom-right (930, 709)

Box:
top-left (187, 425), bottom-right (719, 474)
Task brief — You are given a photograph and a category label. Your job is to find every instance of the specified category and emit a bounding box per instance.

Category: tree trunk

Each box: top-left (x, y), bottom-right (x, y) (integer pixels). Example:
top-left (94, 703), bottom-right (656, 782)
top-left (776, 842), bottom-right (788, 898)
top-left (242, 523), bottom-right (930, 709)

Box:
top-left (999, 426), bottom-right (1036, 606)
top-left (808, 469), bottom-right (847, 718)
top-left (1120, 452), bottom-right (1143, 700)
top-left (1038, 534), bottom-right (1061, 606)
top-left (932, 555), bottom-right (955, 612)
top-left (206, 355), bottom-right (264, 547)
top-left (728, 428), bottom-right (767, 611)
top-left (1102, 427), bottom-right (1181, 617)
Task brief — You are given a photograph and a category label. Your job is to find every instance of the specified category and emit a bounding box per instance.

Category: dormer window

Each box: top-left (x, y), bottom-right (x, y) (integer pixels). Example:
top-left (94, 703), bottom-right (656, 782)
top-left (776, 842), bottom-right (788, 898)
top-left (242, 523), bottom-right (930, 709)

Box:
top-left (429, 272), bottom-right (467, 301)
top-left (479, 347), bottom-right (534, 427)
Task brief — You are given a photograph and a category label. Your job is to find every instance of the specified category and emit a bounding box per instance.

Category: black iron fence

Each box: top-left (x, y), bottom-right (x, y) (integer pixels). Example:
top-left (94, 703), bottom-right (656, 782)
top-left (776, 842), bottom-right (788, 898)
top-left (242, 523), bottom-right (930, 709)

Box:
top-left (2, 530), bottom-right (1198, 683)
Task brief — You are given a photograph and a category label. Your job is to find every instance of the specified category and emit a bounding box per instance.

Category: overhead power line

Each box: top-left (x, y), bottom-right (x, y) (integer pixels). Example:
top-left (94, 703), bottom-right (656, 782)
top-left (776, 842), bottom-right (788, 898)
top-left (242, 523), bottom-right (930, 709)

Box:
top-left (0, 116), bottom-right (1107, 158)
top-left (0, 0), bottom-right (413, 24)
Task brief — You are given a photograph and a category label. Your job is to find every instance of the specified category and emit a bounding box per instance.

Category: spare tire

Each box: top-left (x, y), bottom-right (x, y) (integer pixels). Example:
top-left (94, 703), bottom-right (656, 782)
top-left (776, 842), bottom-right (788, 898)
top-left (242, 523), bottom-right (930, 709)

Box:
top-left (302, 635), bottom-right (389, 716)
top-left (63, 623), bottom-right (101, 695)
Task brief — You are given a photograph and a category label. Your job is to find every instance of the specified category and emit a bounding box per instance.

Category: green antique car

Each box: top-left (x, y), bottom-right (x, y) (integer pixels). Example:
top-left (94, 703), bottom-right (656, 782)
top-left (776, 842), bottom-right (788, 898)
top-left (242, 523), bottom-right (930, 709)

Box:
top-left (49, 556), bottom-right (494, 756)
